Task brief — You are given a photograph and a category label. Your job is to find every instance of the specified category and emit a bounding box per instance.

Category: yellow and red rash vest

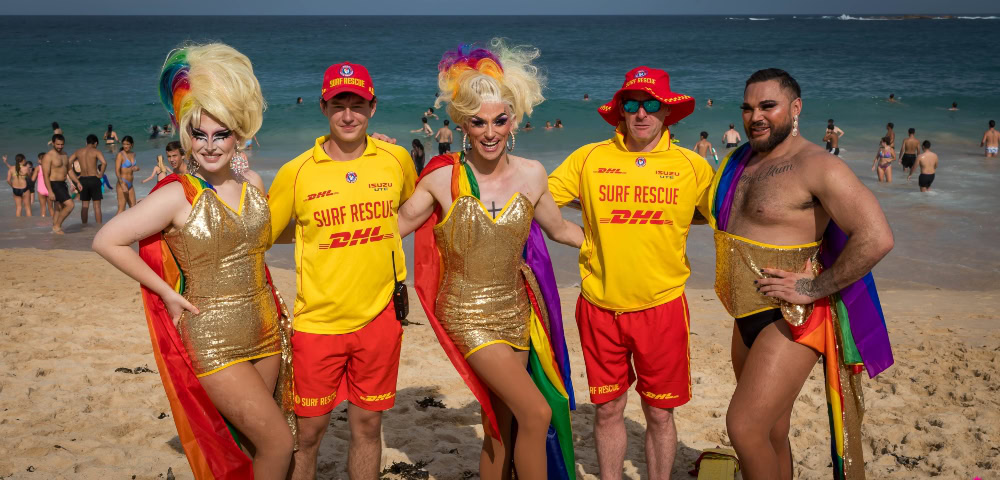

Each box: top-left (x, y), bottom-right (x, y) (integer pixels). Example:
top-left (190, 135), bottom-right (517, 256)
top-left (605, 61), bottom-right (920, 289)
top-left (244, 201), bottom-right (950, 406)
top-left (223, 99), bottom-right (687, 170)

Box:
top-left (268, 135), bottom-right (417, 334)
top-left (548, 127), bottom-right (714, 311)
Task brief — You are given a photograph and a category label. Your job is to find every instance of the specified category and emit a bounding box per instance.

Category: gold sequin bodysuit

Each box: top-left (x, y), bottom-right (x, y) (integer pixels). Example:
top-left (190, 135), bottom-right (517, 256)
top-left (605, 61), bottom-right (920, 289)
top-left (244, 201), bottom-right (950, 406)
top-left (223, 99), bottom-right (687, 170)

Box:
top-left (714, 229), bottom-right (821, 326)
top-left (165, 183), bottom-right (281, 376)
top-left (434, 194), bottom-right (534, 357)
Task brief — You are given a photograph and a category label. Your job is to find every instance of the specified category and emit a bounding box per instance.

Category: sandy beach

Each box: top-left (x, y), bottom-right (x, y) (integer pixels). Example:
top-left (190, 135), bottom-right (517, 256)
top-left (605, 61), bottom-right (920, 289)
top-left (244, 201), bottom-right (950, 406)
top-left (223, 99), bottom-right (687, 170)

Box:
top-left (0, 247), bottom-right (997, 479)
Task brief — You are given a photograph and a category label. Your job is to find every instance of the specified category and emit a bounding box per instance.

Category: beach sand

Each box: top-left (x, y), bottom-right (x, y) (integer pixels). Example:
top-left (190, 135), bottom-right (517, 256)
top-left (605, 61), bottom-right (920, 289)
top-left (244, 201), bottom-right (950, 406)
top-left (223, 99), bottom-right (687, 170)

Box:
top-left (0, 248), bottom-right (997, 479)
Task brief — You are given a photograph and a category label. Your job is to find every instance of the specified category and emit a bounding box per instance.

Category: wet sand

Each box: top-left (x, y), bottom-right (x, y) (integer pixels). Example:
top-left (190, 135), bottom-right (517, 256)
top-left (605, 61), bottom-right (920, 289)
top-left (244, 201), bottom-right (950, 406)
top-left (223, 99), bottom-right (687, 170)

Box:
top-left (0, 248), bottom-right (997, 479)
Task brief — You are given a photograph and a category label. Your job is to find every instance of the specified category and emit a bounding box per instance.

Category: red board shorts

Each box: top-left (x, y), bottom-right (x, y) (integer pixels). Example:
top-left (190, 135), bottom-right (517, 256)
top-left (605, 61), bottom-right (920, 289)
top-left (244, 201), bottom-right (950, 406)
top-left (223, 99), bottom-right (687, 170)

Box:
top-left (575, 294), bottom-right (692, 409)
top-left (291, 301), bottom-right (402, 417)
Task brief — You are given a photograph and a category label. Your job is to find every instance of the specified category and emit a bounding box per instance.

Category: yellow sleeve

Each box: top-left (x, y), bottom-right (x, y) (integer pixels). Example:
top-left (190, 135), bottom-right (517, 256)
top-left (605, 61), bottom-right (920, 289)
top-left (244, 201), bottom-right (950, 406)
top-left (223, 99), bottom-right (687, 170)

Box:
top-left (267, 161), bottom-right (297, 247)
top-left (398, 147), bottom-right (417, 204)
top-left (693, 155), bottom-right (715, 219)
top-left (547, 147), bottom-right (586, 207)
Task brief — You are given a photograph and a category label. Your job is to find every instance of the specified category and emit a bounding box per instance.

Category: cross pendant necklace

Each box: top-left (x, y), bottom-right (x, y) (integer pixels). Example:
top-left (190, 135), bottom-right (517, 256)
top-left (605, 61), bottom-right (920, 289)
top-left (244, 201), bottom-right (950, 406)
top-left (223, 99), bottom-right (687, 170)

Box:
top-left (487, 201), bottom-right (502, 219)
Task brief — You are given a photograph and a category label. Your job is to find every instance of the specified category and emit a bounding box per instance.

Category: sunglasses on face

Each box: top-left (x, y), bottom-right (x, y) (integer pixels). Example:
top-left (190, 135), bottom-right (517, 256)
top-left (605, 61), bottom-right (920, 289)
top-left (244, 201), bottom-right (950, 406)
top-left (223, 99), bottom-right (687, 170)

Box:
top-left (622, 99), bottom-right (662, 114)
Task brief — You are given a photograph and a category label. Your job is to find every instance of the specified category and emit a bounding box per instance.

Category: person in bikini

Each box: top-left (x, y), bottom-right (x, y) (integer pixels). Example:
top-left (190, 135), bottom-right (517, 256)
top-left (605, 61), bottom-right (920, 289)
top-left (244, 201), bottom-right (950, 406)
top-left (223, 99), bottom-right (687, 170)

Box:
top-left (899, 128), bottom-right (920, 177)
top-left (114, 135), bottom-right (140, 213)
top-left (104, 124), bottom-right (119, 152)
top-left (5, 154), bottom-right (33, 216)
top-left (872, 136), bottom-right (894, 183)
top-left (68, 134), bottom-right (108, 224)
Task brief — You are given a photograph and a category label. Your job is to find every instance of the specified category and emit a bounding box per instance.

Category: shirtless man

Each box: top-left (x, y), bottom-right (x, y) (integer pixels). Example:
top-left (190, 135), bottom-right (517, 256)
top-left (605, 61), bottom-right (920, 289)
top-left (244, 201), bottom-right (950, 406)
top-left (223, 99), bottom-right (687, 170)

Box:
top-left (69, 134), bottom-right (108, 224)
top-left (42, 134), bottom-right (82, 234)
top-left (720, 69), bottom-right (893, 479)
top-left (899, 128), bottom-right (920, 176)
top-left (913, 140), bottom-right (938, 192)
top-left (981, 120), bottom-right (999, 158)
top-left (434, 119), bottom-right (454, 155)
top-left (885, 122), bottom-right (896, 148)
top-left (723, 123), bottom-right (742, 148)
top-left (888, 93), bottom-right (897, 103)
top-left (826, 119), bottom-right (844, 138)
top-left (411, 117), bottom-right (433, 136)
top-left (693, 131), bottom-right (718, 163)
top-left (165, 141), bottom-right (188, 175)
top-left (822, 127), bottom-right (840, 156)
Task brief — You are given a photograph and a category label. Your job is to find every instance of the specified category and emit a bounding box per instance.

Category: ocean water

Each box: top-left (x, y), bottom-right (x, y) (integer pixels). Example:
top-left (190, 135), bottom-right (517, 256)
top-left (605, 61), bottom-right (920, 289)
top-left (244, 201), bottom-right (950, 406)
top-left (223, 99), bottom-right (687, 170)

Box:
top-left (1, 15), bottom-right (998, 289)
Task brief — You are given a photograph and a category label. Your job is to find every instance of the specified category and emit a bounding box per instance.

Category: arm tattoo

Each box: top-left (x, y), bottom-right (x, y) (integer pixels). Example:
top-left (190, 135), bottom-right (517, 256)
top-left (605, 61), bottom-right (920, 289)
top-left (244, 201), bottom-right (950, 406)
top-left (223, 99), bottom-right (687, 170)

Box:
top-left (795, 271), bottom-right (838, 300)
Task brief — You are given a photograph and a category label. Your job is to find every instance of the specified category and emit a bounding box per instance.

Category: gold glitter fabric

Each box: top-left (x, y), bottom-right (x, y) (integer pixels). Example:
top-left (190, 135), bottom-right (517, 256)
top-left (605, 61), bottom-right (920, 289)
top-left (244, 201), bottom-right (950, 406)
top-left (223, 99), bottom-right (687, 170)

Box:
top-left (434, 194), bottom-right (534, 357)
top-left (165, 184), bottom-right (281, 376)
top-left (714, 229), bottom-right (821, 326)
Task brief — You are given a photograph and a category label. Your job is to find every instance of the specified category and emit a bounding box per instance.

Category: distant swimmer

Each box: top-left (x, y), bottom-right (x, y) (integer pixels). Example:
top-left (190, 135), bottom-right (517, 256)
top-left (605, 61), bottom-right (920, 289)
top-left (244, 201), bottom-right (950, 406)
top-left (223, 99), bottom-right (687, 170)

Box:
top-left (885, 122), bottom-right (895, 148)
top-left (693, 131), bottom-right (718, 164)
top-left (723, 123), bottom-right (742, 147)
top-left (555, 118), bottom-right (564, 128)
top-left (706, 98), bottom-right (714, 107)
top-left (434, 119), bottom-right (453, 154)
top-left (544, 120), bottom-right (553, 129)
top-left (981, 120), bottom-right (999, 157)
top-left (583, 93), bottom-right (590, 100)
top-left (42, 134), bottom-right (81, 234)
top-left (899, 128), bottom-right (920, 176)
top-left (913, 140), bottom-right (938, 191)
top-left (948, 102), bottom-right (959, 111)
top-left (411, 117), bottom-right (433, 136)
top-left (423, 107), bottom-right (438, 120)
top-left (297, 96), bottom-right (303, 104)
top-left (149, 124), bottom-right (161, 139)
top-left (523, 122), bottom-right (533, 131)
top-left (888, 93), bottom-right (897, 103)
top-left (69, 134), bottom-right (108, 224)
top-left (104, 124), bottom-right (119, 152)
top-left (827, 119), bottom-right (844, 138)
top-left (823, 127), bottom-right (840, 156)
top-left (47, 122), bottom-right (62, 146)
top-left (872, 135), bottom-right (895, 183)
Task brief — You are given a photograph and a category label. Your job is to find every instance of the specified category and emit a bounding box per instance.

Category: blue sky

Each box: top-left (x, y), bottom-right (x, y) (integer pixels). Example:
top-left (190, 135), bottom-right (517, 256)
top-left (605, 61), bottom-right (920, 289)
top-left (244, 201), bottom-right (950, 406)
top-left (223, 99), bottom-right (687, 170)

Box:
top-left (2, 0), bottom-right (997, 15)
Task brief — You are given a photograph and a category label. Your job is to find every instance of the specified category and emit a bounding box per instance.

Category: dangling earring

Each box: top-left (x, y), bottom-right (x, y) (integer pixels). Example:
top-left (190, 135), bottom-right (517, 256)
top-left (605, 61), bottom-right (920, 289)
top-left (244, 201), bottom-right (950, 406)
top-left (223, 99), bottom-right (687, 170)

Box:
top-left (187, 156), bottom-right (200, 175)
top-left (792, 115), bottom-right (799, 137)
top-left (462, 134), bottom-right (470, 152)
top-left (506, 131), bottom-right (516, 152)
top-left (231, 150), bottom-right (249, 175)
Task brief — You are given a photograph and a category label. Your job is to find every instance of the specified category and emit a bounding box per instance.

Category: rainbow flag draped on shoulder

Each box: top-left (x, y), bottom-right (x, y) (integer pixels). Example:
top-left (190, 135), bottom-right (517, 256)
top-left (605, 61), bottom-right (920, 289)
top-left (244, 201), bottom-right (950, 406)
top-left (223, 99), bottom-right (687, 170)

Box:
top-left (414, 153), bottom-right (576, 480)
top-left (138, 174), bottom-right (294, 480)
top-left (707, 144), bottom-right (894, 479)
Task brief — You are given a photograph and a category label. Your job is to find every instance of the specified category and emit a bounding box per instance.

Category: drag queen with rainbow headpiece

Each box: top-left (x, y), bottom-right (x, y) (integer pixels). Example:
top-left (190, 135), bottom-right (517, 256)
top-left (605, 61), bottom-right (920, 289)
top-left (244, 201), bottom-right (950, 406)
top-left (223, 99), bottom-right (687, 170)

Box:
top-left (398, 39), bottom-right (583, 480)
top-left (93, 43), bottom-right (295, 480)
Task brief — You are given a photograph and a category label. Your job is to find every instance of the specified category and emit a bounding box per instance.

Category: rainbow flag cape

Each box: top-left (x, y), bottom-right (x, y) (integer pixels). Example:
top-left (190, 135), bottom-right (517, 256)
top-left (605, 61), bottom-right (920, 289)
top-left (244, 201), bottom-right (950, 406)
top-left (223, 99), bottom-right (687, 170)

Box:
top-left (414, 153), bottom-right (576, 480)
top-left (707, 144), bottom-right (891, 479)
top-left (138, 174), bottom-right (293, 479)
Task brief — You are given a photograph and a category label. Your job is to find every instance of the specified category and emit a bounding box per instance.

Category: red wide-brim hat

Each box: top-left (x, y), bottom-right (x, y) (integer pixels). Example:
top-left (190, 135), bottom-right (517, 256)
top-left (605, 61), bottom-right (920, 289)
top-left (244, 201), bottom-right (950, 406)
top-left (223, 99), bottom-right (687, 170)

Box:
top-left (598, 66), bottom-right (695, 127)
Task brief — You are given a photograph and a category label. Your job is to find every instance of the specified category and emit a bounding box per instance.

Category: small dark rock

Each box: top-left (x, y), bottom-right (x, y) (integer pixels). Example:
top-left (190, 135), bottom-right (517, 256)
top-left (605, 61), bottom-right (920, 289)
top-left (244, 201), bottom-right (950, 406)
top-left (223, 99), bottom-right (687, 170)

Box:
top-left (26, 465), bottom-right (35, 472)
top-left (380, 460), bottom-right (429, 479)
top-left (416, 396), bottom-right (445, 409)
top-left (166, 466), bottom-right (175, 480)
top-left (158, 412), bottom-right (168, 419)
top-left (115, 367), bottom-right (134, 374)
top-left (133, 365), bottom-right (156, 374)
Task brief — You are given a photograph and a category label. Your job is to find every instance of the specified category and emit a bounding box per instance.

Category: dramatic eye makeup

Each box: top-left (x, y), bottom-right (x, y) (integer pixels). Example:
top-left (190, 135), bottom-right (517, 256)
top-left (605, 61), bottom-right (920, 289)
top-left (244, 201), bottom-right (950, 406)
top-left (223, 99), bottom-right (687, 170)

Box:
top-left (190, 128), bottom-right (232, 141)
top-left (469, 117), bottom-right (487, 128)
top-left (493, 114), bottom-right (509, 126)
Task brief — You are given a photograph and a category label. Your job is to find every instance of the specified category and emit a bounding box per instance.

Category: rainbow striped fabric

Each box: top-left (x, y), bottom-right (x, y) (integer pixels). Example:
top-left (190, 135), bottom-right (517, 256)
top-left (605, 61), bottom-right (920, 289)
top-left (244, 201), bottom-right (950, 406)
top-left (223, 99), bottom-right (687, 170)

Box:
top-left (414, 153), bottom-right (576, 479)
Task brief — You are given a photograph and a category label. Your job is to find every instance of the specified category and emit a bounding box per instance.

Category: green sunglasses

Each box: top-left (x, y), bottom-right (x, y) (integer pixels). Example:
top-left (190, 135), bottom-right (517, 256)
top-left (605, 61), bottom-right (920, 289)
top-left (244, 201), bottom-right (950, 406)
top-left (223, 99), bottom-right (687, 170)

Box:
top-left (622, 99), bottom-right (662, 114)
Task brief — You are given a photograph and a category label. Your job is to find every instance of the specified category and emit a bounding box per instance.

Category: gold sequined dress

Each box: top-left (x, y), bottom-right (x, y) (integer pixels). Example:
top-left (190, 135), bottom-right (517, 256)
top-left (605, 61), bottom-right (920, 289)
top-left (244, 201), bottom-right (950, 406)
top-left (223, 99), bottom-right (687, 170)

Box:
top-left (165, 183), bottom-right (281, 377)
top-left (434, 194), bottom-right (534, 357)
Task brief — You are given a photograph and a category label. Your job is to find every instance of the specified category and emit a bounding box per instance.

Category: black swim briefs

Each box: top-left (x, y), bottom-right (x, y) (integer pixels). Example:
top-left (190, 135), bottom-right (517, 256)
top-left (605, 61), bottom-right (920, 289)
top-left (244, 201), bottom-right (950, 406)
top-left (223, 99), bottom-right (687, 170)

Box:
top-left (726, 142), bottom-right (738, 148)
top-left (735, 308), bottom-right (784, 348)
top-left (438, 142), bottom-right (451, 155)
top-left (918, 173), bottom-right (935, 188)
top-left (901, 153), bottom-right (917, 169)
top-left (78, 176), bottom-right (103, 201)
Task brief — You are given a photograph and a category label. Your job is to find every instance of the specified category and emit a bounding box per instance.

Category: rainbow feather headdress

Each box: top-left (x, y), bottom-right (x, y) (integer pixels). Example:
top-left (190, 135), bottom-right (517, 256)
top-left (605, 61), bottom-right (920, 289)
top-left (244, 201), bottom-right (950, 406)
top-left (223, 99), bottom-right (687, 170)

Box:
top-left (159, 48), bottom-right (192, 127)
top-left (437, 44), bottom-right (504, 96)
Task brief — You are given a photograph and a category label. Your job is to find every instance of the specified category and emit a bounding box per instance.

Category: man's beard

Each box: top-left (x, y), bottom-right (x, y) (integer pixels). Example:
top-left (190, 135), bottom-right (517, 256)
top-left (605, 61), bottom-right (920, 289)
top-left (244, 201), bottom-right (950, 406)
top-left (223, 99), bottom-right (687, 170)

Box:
top-left (747, 118), bottom-right (793, 153)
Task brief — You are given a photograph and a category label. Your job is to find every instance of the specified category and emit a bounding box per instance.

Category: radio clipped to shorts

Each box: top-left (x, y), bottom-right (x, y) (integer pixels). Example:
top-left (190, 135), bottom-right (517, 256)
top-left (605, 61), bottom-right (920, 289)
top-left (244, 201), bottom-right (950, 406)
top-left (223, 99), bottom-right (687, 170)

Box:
top-left (391, 251), bottom-right (408, 322)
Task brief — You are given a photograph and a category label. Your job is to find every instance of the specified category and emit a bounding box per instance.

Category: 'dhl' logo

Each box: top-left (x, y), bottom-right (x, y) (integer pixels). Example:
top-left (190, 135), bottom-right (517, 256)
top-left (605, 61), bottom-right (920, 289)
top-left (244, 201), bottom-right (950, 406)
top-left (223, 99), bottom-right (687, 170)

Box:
top-left (595, 168), bottom-right (626, 174)
top-left (319, 226), bottom-right (395, 249)
top-left (368, 182), bottom-right (392, 192)
top-left (305, 189), bottom-right (336, 202)
top-left (599, 209), bottom-right (673, 226)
